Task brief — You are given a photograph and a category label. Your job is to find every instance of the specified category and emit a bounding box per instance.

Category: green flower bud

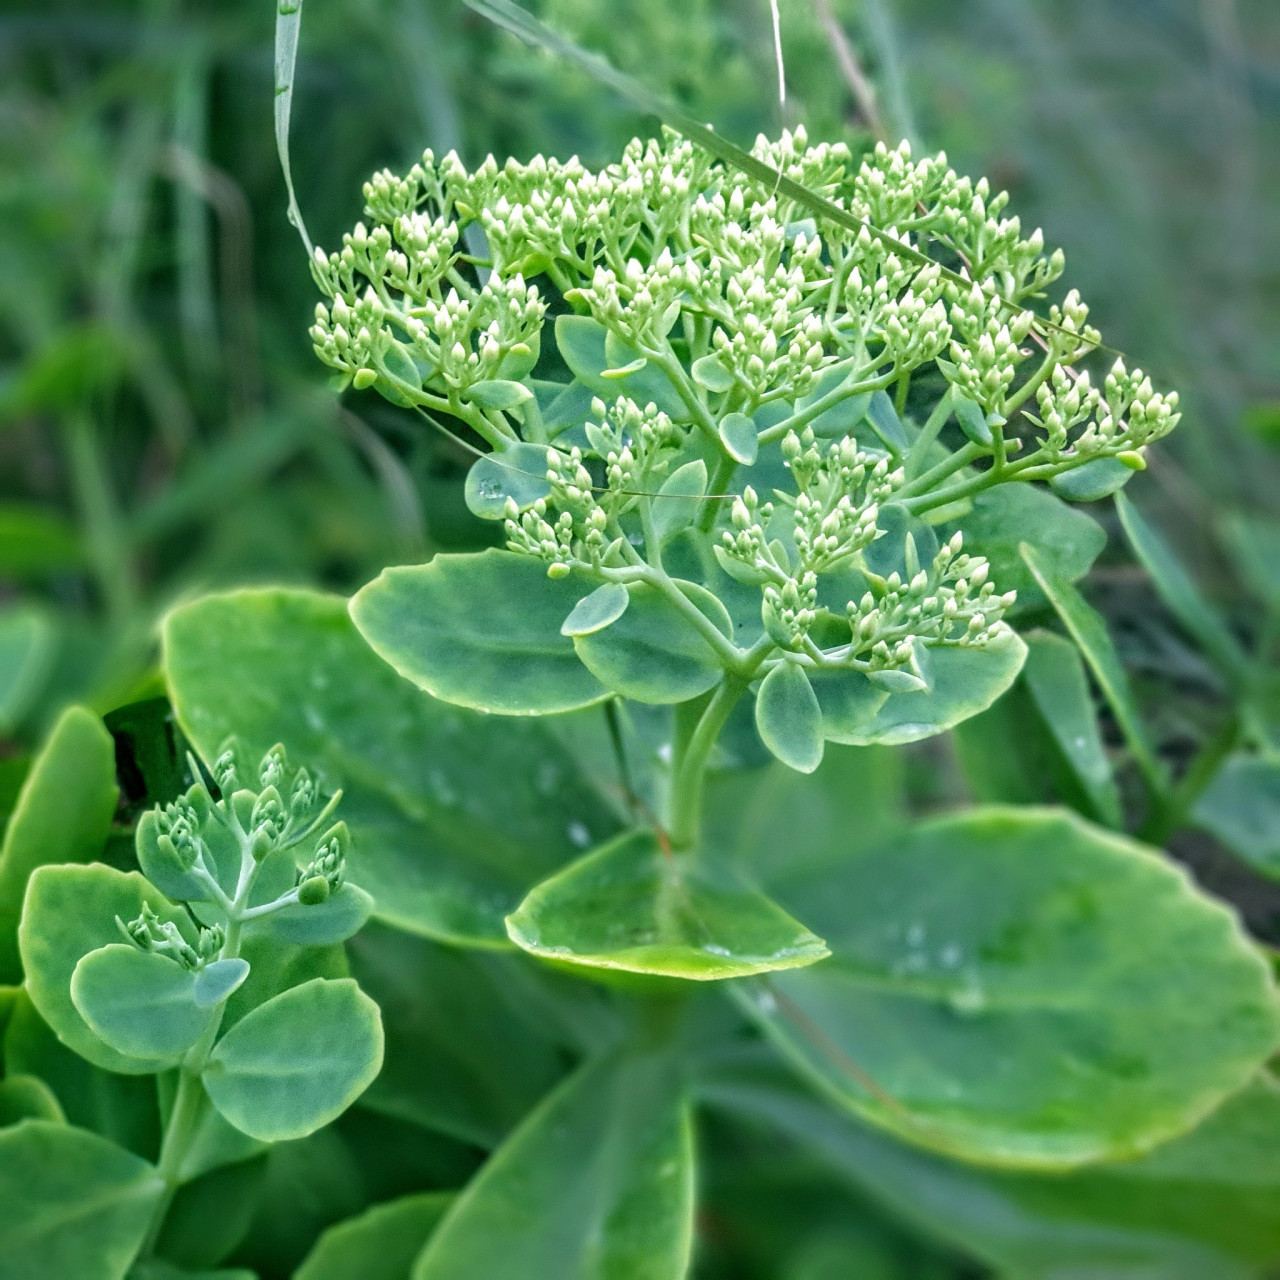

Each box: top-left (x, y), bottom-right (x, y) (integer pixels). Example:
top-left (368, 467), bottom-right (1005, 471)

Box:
top-left (298, 875), bottom-right (330, 906)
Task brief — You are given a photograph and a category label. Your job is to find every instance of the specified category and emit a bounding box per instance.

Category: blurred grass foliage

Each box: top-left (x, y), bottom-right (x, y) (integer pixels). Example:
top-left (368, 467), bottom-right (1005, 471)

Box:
top-left (0, 0), bottom-right (1276, 770)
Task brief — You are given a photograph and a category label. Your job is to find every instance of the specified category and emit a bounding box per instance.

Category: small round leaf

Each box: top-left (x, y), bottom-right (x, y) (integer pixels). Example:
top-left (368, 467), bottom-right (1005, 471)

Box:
top-left (755, 664), bottom-right (824, 773)
top-left (463, 443), bottom-right (551, 520)
top-left (351, 550), bottom-right (608, 715)
top-left (573, 580), bottom-right (732, 704)
top-left (560, 582), bottom-right (631, 637)
top-left (203, 977), bottom-right (384, 1142)
top-left (192, 957), bottom-right (252, 1009)
top-left (71, 944), bottom-right (211, 1063)
top-left (718, 412), bottom-right (759, 465)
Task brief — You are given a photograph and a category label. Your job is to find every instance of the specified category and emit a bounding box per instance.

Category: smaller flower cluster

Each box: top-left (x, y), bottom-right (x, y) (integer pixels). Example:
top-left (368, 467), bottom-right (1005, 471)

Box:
top-left (505, 396), bottom-right (686, 572)
top-left (845, 532), bottom-right (1017, 683)
top-left (118, 904), bottom-right (224, 972)
top-left (1030, 358), bottom-right (1180, 463)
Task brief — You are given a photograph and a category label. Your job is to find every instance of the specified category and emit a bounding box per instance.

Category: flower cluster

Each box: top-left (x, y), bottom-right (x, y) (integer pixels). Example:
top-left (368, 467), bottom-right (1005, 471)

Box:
top-left (315, 126), bottom-right (1181, 695)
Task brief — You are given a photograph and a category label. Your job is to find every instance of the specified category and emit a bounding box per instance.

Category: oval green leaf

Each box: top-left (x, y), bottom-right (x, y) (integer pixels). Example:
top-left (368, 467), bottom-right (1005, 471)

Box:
top-left (953, 395), bottom-right (993, 447)
top-left (257, 882), bottom-right (375, 946)
top-left (465, 379), bottom-right (534, 411)
top-left (756, 664), bottom-right (824, 773)
top-left (739, 806), bottom-right (1280, 1167)
top-left (413, 1049), bottom-right (693, 1280)
top-left (506, 829), bottom-right (829, 980)
top-left (561, 582), bottom-right (630, 637)
top-left (463, 443), bottom-right (552, 521)
top-left (0, 1120), bottom-right (163, 1280)
top-left (718, 412), bottom-right (759, 465)
top-left (1050, 456), bottom-right (1134, 502)
top-left (691, 354), bottom-right (734, 393)
top-left (20, 863), bottom-right (194, 1074)
top-left (573, 580), bottom-right (732, 704)
top-left (0, 705), bottom-right (118, 984)
top-left (71, 944), bottom-right (211, 1064)
top-left (192, 958), bottom-right (251, 1009)
top-left (650, 459), bottom-right (707, 544)
top-left (351, 550), bottom-right (608, 715)
top-left (820, 631), bottom-right (1027, 746)
top-left (203, 977), bottom-right (383, 1142)
top-left (554, 315), bottom-right (686, 420)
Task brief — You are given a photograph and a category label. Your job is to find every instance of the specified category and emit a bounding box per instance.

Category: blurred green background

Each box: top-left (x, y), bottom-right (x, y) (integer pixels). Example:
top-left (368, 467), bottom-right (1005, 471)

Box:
top-left (1, 0), bottom-right (1277, 872)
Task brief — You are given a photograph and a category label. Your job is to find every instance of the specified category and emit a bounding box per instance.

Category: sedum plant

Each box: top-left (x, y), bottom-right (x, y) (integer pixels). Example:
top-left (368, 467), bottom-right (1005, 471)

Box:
top-left (0, 709), bottom-right (383, 1277)
top-left (308, 127), bottom-right (1183, 977)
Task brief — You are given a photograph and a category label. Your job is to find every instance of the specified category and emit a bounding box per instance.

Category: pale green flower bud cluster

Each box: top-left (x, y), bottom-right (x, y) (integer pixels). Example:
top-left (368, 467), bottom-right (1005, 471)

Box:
top-left (845, 532), bottom-right (1016, 680)
top-left (118, 903), bottom-right (224, 972)
top-left (1029, 358), bottom-right (1180, 463)
top-left (944, 282), bottom-right (1036, 413)
top-left (315, 127), bottom-right (1182, 704)
top-left (506, 396), bottom-right (684, 571)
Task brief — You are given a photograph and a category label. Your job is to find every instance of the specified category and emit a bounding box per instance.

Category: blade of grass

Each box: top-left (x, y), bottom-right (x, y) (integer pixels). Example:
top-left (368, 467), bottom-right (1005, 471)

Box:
top-left (274, 0), bottom-right (313, 256)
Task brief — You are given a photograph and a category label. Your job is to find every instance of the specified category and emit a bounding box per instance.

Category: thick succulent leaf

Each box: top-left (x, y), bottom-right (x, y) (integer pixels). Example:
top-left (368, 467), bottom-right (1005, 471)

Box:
top-left (1193, 754), bottom-right (1280, 878)
top-left (71, 944), bottom-right (211, 1064)
top-left (163, 588), bottom-right (620, 946)
top-left (708, 1065), bottom-right (1280, 1280)
top-left (350, 551), bottom-right (608, 715)
top-left (19, 863), bottom-right (195, 1074)
top-left (192, 958), bottom-right (251, 1009)
top-left (202, 978), bottom-right (383, 1142)
top-left (1115, 491), bottom-right (1246, 676)
top-left (1050, 457), bottom-right (1134, 502)
top-left (816, 632), bottom-right (1026, 746)
top-left (413, 1048), bottom-right (694, 1280)
top-left (755, 663), bottom-right (824, 773)
top-left (650, 460), bottom-right (707, 543)
top-left (951, 484), bottom-right (1105, 612)
top-left (1022, 543), bottom-right (1166, 792)
top-left (295, 1192), bottom-right (453, 1280)
top-left (1021, 630), bottom-right (1122, 827)
top-left (738, 807), bottom-right (1280, 1167)
top-left (0, 705), bottom-right (118, 983)
top-left (463, 443), bottom-right (551, 520)
top-left (0, 1073), bottom-right (65, 1125)
top-left (255, 883), bottom-right (374, 947)
top-left (506, 829), bottom-right (829, 980)
top-left (561, 583), bottom-right (630, 637)
top-left (347, 922), bottom-right (576, 1148)
top-left (573, 581), bottom-right (732, 704)
top-left (554, 315), bottom-right (686, 419)
top-left (0, 1120), bottom-right (163, 1280)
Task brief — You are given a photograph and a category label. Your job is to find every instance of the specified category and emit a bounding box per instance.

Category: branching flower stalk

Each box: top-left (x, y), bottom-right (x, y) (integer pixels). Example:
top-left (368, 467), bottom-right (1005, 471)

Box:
top-left (317, 129), bottom-right (1181, 849)
top-left (131, 744), bottom-right (350, 1250)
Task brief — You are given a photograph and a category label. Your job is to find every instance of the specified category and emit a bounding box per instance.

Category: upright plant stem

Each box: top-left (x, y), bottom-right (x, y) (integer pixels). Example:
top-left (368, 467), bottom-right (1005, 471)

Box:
top-left (666, 679), bottom-right (747, 850)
